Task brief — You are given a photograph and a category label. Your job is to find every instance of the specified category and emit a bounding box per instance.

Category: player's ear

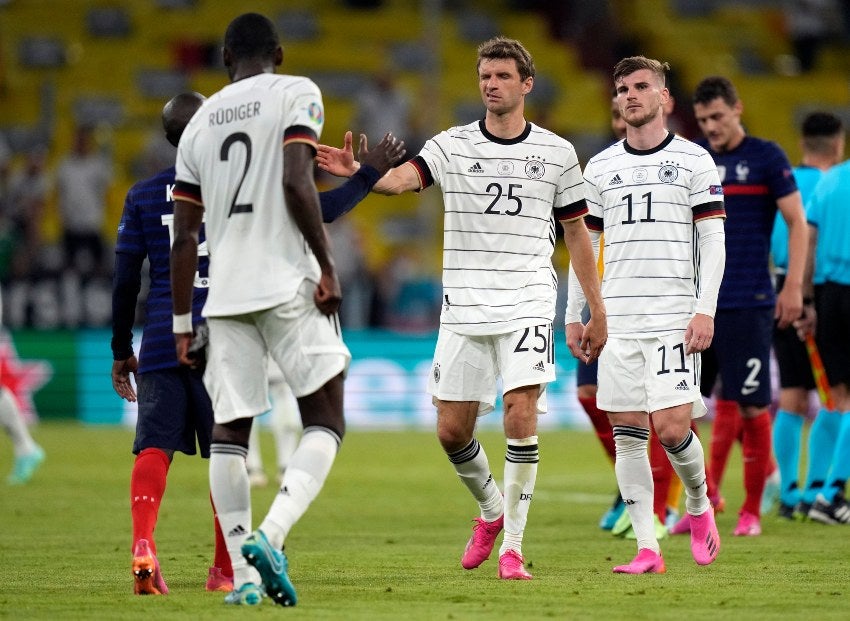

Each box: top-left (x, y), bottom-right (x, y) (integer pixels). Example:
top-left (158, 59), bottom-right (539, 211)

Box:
top-left (522, 76), bottom-right (533, 96)
top-left (274, 45), bottom-right (283, 67)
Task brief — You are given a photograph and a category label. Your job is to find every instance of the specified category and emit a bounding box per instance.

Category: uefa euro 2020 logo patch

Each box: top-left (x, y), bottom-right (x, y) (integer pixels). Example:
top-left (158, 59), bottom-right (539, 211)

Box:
top-left (307, 102), bottom-right (323, 125)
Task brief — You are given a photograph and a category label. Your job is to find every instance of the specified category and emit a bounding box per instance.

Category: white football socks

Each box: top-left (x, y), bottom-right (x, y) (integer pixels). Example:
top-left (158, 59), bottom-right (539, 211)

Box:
top-left (448, 438), bottom-right (503, 521)
top-left (613, 425), bottom-right (658, 553)
top-left (259, 426), bottom-right (340, 549)
top-left (500, 436), bottom-right (539, 556)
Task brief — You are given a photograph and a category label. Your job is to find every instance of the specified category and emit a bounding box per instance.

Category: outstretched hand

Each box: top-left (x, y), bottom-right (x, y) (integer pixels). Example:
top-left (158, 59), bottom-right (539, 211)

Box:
top-left (359, 132), bottom-right (406, 176)
top-left (316, 131), bottom-right (358, 177)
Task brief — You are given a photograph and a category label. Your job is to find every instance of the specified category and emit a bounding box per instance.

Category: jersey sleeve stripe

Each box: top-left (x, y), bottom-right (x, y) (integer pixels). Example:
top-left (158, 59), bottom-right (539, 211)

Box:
top-left (283, 125), bottom-right (318, 150)
top-left (554, 199), bottom-right (588, 222)
top-left (409, 155), bottom-right (433, 189)
top-left (585, 214), bottom-right (603, 231)
top-left (173, 181), bottom-right (202, 205)
top-left (692, 200), bottom-right (726, 220)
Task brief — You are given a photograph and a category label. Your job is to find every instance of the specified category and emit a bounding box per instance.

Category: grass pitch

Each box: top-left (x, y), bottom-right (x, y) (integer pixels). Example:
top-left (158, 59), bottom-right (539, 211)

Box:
top-left (1, 422), bottom-right (847, 620)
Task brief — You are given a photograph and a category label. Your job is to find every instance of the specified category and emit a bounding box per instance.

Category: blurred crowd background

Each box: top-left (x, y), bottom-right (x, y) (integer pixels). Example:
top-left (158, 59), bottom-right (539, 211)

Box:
top-left (1, 0), bottom-right (849, 332)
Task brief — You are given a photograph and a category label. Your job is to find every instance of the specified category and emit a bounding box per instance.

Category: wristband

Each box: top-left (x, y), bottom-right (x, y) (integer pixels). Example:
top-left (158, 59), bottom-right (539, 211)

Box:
top-left (173, 312), bottom-right (193, 333)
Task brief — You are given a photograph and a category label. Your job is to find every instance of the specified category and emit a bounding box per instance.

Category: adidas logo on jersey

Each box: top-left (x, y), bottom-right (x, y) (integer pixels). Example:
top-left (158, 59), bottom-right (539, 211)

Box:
top-left (675, 380), bottom-right (689, 391)
top-left (468, 162), bottom-right (484, 173)
top-left (609, 174), bottom-right (623, 185)
top-left (532, 360), bottom-right (546, 372)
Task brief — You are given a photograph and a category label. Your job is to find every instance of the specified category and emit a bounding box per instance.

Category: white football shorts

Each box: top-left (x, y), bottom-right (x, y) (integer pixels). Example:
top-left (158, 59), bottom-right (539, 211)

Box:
top-left (596, 334), bottom-right (706, 418)
top-left (204, 280), bottom-right (350, 424)
top-left (427, 324), bottom-right (555, 416)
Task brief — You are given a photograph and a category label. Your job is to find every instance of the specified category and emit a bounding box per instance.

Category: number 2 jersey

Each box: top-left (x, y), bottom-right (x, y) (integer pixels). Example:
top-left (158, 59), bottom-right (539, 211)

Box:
top-left (408, 120), bottom-right (587, 336)
top-left (174, 73), bottom-right (325, 317)
top-left (583, 132), bottom-right (725, 338)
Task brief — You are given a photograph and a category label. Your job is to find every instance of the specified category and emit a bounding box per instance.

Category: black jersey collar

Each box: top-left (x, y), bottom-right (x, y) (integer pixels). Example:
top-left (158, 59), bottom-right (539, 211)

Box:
top-left (623, 131), bottom-right (675, 155)
top-left (479, 119), bottom-right (531, 145)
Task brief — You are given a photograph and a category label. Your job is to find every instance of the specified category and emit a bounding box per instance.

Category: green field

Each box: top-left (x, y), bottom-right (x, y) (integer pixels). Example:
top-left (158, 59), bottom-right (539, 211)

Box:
top-left (1, 422), bottom-right (846, 620)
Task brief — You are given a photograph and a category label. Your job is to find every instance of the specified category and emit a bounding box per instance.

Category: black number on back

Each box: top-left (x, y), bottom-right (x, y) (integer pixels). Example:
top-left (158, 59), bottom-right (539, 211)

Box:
top-left (221, 132), bottom-right (253, 216)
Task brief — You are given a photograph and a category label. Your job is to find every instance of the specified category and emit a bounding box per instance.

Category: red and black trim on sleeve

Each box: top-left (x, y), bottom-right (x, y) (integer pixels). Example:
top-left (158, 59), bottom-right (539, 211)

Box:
top-left (554, 199), bottom-right (589, 223)
top-left (692, 200), bottom-right (726, 221)
top-left (283, 124), bottom-right (319, 153)
top-left (408, 155), bottom-right (433, 190)
top-left (584, 214), bottom-right (603, 232)
top-left (173, 181), bottom-right (203, 206)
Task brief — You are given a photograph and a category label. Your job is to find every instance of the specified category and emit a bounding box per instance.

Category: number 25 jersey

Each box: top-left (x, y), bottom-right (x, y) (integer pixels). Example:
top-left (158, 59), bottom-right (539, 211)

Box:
top-left (175, 73), bottom-right (325, 317)
top-left (410, 120), bottom-right (587, 336)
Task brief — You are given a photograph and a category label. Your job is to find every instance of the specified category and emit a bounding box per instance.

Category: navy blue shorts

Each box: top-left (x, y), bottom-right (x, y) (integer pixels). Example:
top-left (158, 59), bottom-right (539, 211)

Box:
top-left (575, 305), bottom-right (599, 387)
top-left (701, 307), bottom-right (773, 407)
top-left (576, 357), bottom-right (598, 387)
top-left (133, 367), bottom-right (214, 457)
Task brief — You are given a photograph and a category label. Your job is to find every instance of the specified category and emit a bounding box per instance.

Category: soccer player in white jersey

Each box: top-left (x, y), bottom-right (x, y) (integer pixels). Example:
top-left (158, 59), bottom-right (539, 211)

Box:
top-left (317, 37), bottom-right (606, 580)
top-left (567, 56), bottom-right (726, 574)
top-left (170, 13), bottom-right (355, 607)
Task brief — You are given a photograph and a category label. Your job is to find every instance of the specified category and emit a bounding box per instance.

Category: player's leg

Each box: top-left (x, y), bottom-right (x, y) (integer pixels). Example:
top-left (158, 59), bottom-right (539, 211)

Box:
top-left (429, 329), bottom-right (503, 570)
top-left (807, 284), bottom-right (850, 522)
top-left (494, 324), bottom-right (557, 580)
top-left (0, 387), bottom-right (44, 484)
top-left (246, 288), bottom-right (351, 606)
top-left (204, 315), bottom-right (269, 601)
top-left (185, 369), bottom-right (234, 592)
top-left (245, 420), bottom-right (268, 488)
top-left (716, 308), bottom-right (773, 535)
top-left (131, 369), bottom-right (192, 595)
top-left (649, 333), bottom-right (718, 566)
top-left (597, 338), bottom-right (662, 573)
top-left (498, 385), bottom-right (539, 580)
top-left (267, 375), bottom-right (301, 481)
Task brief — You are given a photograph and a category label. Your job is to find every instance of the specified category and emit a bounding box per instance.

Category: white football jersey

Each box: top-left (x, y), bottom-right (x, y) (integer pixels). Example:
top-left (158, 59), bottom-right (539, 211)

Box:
top-left (175, 73), bottom-right (324, 317)
top-left (583, 133), bottom-right (724, 337)
top-left (414, 120), bottom-right (587, 336)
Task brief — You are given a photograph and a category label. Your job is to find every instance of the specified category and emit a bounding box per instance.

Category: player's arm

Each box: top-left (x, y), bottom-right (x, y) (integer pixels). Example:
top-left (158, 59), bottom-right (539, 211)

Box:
top-left (562, 212), bottom-right (606, 363)
top-left (170, 197), bottom-right (203, 365)
top-left (776, 190), bottom-right (806, 328)
top-left (111, 250), bottom-right (144, 401)
top-left (318, 132), bottom-right (406, 222)
top-left (685, 216), bottom-right (725, 354)
top-left (316, 131), bottom-right (421, 195)
top-left (285, 141), bottom-right (341, 315)
top-left (565, 225), bottom-right (603, 362)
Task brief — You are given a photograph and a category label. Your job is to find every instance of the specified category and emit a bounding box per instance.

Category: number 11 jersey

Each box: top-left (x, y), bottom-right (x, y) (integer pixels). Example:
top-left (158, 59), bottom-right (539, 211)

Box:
top-left (583, 132), bottom-right (725, 338)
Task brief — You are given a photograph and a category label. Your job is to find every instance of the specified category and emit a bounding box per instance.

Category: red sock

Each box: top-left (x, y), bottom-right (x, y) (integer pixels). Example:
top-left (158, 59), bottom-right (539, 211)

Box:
top-left (130, 448), bottom-right (171, 554)
top-left (649, 425), bottom-right (672, 523)
top-left (578, 395), bottom-right (615, 463)
top-left (710, 399), bottom-right (741, 491)
top-left (741, 412), bottom-right (772, 516)
top-left (210, 493), bottom-right (233, 577)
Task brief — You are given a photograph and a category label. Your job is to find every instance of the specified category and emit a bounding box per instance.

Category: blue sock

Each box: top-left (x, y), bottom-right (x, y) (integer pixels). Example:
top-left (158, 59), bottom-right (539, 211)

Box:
top-left (772, 410), bottom-right (804, 506)
top-left (802, 409), bottom-right (840, 504)
top-left (822, 412), bottom-right (850, 502)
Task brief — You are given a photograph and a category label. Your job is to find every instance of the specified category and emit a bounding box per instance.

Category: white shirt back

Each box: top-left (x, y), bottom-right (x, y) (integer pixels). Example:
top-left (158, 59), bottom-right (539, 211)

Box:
top-left (583, 133), bottom-right (724, 337)
top-left (418, 120), bottom-right (586, 336)
top-left (175, 73), bottom-right (324, 317)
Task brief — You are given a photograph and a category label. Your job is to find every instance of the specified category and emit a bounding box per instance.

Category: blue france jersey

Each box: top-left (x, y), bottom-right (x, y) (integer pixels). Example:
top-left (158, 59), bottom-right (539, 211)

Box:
top-left (115, 166), bottom-right (209, 372)
top-left (700, 136), bottom-right (797, 309)
top-left (806, 159), bottom-right (850, 286)
top-left (771, 165), bottom-right (821, 273)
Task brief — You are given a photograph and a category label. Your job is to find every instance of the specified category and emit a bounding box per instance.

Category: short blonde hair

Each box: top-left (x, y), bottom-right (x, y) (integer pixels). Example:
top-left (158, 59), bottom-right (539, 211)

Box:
top-left (613, 56), bottom-right (669, 87)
